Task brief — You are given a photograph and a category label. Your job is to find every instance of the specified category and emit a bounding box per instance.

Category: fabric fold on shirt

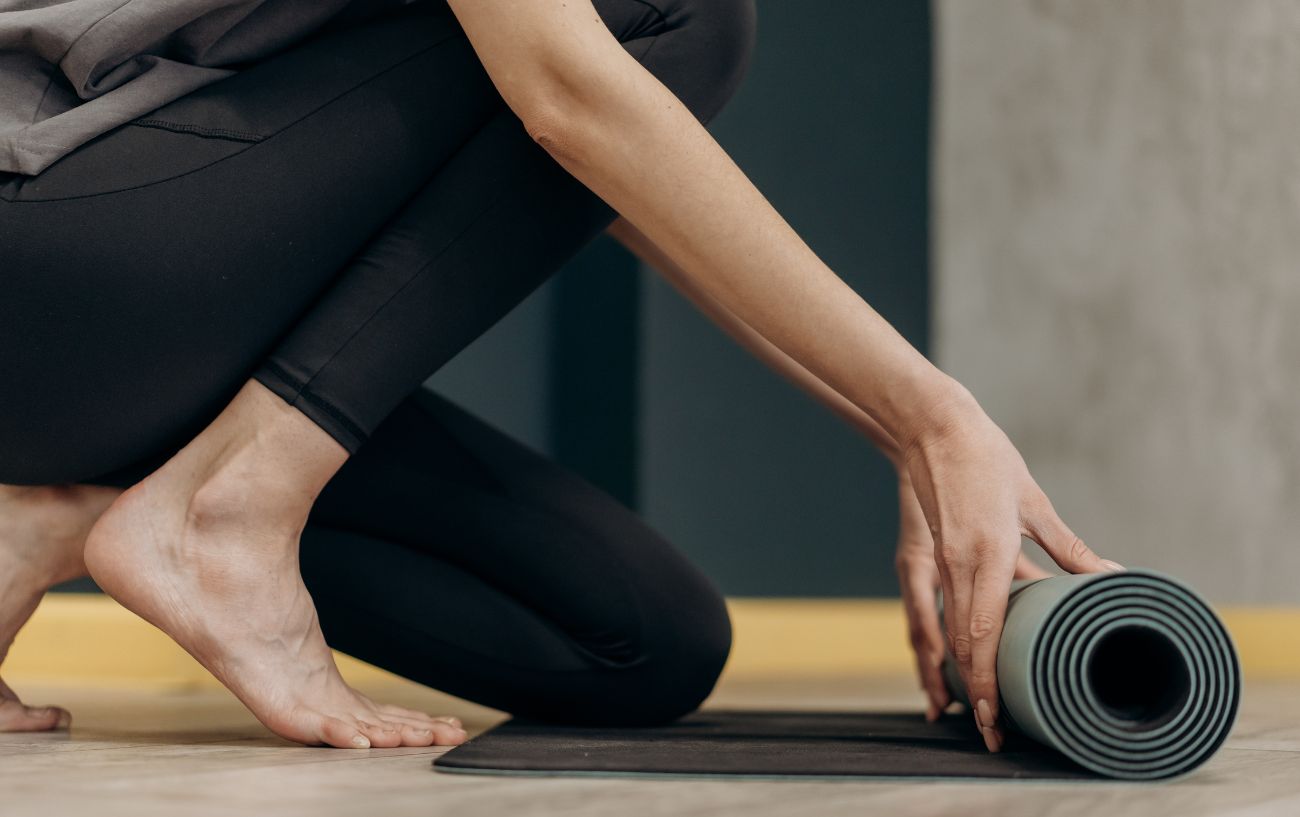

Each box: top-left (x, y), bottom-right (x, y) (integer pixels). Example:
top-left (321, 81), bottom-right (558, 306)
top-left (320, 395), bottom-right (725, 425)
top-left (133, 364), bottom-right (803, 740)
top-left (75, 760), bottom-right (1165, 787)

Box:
top-left (0, 0), bottom-right (417, 175)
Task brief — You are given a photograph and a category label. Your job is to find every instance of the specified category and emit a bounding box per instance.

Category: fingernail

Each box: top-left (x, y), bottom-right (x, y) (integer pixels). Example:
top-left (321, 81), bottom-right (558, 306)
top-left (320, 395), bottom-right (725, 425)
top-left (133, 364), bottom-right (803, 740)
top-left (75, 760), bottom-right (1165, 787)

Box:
top-left (351, 735), bottom-right (371, 749)
top-left (981, 726), bottom-right (1001, 753)
top-left (1101, 559), bottom-right (1126, 572)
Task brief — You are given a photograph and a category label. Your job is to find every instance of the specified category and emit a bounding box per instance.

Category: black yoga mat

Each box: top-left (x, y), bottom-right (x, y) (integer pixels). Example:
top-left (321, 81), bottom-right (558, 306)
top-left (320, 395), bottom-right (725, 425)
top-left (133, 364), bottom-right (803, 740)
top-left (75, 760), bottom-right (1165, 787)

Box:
top-left (432, 709), bottom-right (1100, 781)
top-left (434, 571), bottom-right (1236, 782)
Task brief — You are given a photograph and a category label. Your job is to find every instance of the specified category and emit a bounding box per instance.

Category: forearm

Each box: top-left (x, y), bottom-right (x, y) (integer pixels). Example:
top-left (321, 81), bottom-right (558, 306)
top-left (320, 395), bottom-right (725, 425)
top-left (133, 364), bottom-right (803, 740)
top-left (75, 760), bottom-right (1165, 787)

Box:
top-left (606, 216), bottom-right (904, 468)
top-left (531, 52), bottom-right (963, 448)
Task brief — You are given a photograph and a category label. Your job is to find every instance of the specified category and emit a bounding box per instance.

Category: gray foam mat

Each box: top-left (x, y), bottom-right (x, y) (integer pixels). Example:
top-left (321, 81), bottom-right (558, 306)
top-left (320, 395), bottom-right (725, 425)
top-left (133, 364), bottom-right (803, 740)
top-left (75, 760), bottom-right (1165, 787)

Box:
top-left (431, 709), bottom-right (1101, 781)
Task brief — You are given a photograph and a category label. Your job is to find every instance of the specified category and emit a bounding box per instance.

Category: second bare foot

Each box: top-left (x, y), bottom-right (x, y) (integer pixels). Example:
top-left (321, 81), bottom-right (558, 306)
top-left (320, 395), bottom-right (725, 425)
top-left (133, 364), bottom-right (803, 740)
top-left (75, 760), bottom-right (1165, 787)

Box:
top-left (0, 484), bottom-right (120, 731)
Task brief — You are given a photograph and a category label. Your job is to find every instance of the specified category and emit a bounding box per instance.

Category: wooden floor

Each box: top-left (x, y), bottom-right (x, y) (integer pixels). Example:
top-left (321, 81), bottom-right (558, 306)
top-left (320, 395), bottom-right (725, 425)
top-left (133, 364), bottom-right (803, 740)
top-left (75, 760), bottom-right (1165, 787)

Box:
top-left (0, 674), bottom-right (1296, 817)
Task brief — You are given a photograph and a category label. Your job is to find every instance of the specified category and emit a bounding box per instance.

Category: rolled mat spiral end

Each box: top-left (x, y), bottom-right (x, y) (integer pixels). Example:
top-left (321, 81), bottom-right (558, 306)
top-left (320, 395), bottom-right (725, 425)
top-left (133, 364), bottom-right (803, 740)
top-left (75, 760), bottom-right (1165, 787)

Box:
top-left (940, 569), bottom-right (1241, 780)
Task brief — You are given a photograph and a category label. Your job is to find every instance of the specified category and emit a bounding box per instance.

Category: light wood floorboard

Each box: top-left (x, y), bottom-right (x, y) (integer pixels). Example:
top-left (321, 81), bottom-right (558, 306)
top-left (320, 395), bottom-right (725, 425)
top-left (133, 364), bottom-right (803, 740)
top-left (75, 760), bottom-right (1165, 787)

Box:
top-left (0, 675), bottom-right (1295, 817)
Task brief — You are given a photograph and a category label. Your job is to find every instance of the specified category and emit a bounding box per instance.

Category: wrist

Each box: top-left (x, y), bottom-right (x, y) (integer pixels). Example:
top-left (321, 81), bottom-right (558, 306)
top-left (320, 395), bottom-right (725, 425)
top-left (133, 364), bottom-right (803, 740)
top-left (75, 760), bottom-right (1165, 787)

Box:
top-left (876, 368), bottom-right (982, 457)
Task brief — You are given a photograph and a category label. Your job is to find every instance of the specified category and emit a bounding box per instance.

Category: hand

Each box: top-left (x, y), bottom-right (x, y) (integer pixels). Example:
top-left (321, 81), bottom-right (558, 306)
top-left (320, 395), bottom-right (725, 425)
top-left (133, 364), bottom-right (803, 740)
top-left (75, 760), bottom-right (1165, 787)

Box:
top-left (898, 386), bottom-right (1123, 752)
top-left (894, 468), bottom-right (1052, 724)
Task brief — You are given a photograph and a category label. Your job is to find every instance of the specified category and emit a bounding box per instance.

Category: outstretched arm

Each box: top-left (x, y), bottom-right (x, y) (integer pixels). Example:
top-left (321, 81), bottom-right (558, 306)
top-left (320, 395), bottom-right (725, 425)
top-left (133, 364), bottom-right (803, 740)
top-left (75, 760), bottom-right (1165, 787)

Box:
top-left (445, 0), bottom-right (1121, 752)
top-left (606, 214), bottom-right (1054, 724)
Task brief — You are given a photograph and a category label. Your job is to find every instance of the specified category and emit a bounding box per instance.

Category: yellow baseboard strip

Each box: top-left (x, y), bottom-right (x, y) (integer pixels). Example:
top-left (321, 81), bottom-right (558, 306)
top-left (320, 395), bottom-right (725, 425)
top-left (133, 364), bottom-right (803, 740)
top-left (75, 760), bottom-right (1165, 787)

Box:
top-left (4, 594), bottom-right (1297, 689)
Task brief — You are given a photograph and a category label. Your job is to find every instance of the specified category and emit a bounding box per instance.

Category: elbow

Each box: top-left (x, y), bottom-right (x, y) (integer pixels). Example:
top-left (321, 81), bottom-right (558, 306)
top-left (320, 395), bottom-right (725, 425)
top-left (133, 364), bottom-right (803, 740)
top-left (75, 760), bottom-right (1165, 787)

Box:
top-left (519, 100), bottom-right (590, 163)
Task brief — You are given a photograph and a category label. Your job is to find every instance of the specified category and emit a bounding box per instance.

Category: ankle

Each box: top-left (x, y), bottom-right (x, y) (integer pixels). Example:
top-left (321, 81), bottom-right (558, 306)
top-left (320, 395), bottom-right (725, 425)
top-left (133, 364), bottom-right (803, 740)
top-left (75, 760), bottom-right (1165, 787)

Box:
top-left (175, 381), bottom-right (348, 536)
top-left (184, 464), bottom-right (312, 537)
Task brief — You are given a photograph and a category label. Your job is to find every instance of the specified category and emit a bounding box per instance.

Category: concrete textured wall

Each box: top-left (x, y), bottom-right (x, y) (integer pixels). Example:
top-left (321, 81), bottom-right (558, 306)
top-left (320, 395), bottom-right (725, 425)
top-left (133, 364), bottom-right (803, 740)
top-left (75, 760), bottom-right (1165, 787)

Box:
top-left (934, 0), bottom-right (1300, 604)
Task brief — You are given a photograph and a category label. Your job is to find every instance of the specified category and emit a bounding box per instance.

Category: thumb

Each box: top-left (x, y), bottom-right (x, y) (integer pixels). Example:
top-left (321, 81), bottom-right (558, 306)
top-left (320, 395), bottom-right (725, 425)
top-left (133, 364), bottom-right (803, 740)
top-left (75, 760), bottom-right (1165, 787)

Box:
top-left (1025, 494), bottom-right (1123, 575)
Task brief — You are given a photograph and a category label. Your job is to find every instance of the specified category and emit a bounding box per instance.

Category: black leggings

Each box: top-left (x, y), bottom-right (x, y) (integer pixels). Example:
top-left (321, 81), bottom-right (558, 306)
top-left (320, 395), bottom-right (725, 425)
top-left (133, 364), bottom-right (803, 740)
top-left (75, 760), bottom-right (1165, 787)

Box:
top-left (0, 0), bottom-right (755, 725)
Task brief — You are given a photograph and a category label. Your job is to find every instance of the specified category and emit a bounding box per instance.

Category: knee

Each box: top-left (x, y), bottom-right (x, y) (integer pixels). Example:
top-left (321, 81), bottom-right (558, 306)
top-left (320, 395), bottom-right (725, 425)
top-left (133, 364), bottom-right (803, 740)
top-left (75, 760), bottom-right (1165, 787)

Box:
top-left (578, 582), bottom-right (734, 727)
top-left (689, 0), bottom-right (758, 114)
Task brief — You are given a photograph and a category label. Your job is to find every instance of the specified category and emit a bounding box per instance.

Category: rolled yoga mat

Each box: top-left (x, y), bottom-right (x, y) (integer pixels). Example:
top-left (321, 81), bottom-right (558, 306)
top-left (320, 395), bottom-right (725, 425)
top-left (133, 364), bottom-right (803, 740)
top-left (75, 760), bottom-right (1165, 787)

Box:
top-left (940, 568), bottom-right (1241, 780)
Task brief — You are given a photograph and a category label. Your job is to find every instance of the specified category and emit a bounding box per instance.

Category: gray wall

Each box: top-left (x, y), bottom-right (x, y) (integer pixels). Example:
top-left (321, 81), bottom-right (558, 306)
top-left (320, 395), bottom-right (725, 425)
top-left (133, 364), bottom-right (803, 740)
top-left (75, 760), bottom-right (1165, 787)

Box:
top-left (934, 0), bottom-right (1300, 604)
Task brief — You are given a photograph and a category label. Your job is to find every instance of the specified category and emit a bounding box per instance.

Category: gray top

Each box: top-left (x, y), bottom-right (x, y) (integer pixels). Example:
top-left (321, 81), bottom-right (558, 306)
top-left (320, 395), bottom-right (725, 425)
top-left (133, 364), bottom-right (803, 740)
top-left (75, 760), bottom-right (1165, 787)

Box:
top-left (0, 0), bottom-right (413, 175)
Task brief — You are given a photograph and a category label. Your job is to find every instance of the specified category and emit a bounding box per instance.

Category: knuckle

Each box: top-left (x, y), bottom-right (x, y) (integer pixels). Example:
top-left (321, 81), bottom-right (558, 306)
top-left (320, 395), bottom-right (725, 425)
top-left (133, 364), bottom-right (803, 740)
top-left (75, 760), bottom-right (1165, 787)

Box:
top-left (937, 543), bottom-right (965, 569)
top-left (971, 538), bottom-right (997, 557)
top-left (952, 634), bottom-right (973, 664)
top-left (969, 611), bottom-right (999, 640)
top-left (1067, 534), bottom-right (1092, 564)
top-left (968, 666), bottom-right (997, 689)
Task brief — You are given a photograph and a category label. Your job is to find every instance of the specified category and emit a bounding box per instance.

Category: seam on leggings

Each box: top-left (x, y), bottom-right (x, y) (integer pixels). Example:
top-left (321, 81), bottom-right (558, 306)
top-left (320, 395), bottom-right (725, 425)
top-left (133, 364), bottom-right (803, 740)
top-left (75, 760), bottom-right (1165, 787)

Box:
top-left (1, 29), bottom-right (465, 204)
top-left (289, 20), bottom-right (676, 389)
top-left (127, 118), bottom-right (264, 143)
top-left (258, 359), bottom-right (368, 448)
top-left (287, 119), bottom-right (517, 401)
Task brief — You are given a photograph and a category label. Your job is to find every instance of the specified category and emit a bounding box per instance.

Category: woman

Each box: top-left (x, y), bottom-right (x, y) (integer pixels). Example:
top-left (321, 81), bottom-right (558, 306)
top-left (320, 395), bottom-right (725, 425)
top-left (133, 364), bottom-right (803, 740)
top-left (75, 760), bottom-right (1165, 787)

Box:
top-left (0, 0), bottom-right (1122, 752)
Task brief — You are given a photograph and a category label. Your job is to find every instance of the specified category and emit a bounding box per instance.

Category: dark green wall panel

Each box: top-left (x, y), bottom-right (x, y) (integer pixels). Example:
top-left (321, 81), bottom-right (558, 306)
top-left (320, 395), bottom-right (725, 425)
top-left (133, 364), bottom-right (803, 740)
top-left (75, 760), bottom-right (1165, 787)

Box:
top-left (637, 0), bottom-right (931, 597)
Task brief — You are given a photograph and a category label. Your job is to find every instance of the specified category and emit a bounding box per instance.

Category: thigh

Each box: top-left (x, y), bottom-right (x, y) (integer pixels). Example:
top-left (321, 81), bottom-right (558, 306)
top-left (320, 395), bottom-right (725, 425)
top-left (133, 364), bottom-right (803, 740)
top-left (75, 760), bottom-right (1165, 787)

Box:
top-left (0, 2), bottom-right (499, 485)
top-left (299, 389), bottom-right (733, 725)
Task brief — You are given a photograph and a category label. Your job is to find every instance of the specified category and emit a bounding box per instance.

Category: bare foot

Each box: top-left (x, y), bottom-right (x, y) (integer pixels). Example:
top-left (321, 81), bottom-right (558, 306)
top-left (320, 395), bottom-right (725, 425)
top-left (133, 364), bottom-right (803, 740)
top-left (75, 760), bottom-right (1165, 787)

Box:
top-left (0, 484), bottom-right (120, 731)
top-left (84, 381), bottom-right (467, 749)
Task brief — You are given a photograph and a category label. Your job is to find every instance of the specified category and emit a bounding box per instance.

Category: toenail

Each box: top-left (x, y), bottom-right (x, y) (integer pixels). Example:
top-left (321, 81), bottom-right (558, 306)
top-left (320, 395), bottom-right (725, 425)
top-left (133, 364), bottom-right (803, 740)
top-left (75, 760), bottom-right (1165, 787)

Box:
top-left (351, 735), bottom-right (371, 749)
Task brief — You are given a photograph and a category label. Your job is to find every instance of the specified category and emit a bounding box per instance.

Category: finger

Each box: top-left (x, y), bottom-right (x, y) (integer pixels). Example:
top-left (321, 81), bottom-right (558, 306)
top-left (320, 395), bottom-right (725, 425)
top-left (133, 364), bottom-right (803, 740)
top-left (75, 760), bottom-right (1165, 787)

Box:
top-left (1024, 493), bottom-right (1123, 574)
top-left (1013, 551), bottom-right (1053, 580)
top-left (967, 548), bottom-right (1018, 753)
top-left (902, 568), bottom-right (950, 721)
top-left (936, 539), bottom-right (975, 697)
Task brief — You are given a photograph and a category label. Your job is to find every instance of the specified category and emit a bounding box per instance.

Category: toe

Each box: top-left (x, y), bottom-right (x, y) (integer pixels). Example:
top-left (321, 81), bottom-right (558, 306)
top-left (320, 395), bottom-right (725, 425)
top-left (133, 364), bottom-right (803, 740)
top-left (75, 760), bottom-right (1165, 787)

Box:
top-left (377, 707), bottom-right (467, 749)
top-left (317, 715), bottom-right (372, 749)
top-left (375, 710), bottom-right (460, 732)
top-left (357, 719), bottom-right (404, 749)
top-left (429, 720), bottom-right (469, 746)
top-left (0, 700), bottom-right (65, 732)
top-left (376, 703), bottom-right (461, 729)
top-left (394, 721), bottom-right (437, 747)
